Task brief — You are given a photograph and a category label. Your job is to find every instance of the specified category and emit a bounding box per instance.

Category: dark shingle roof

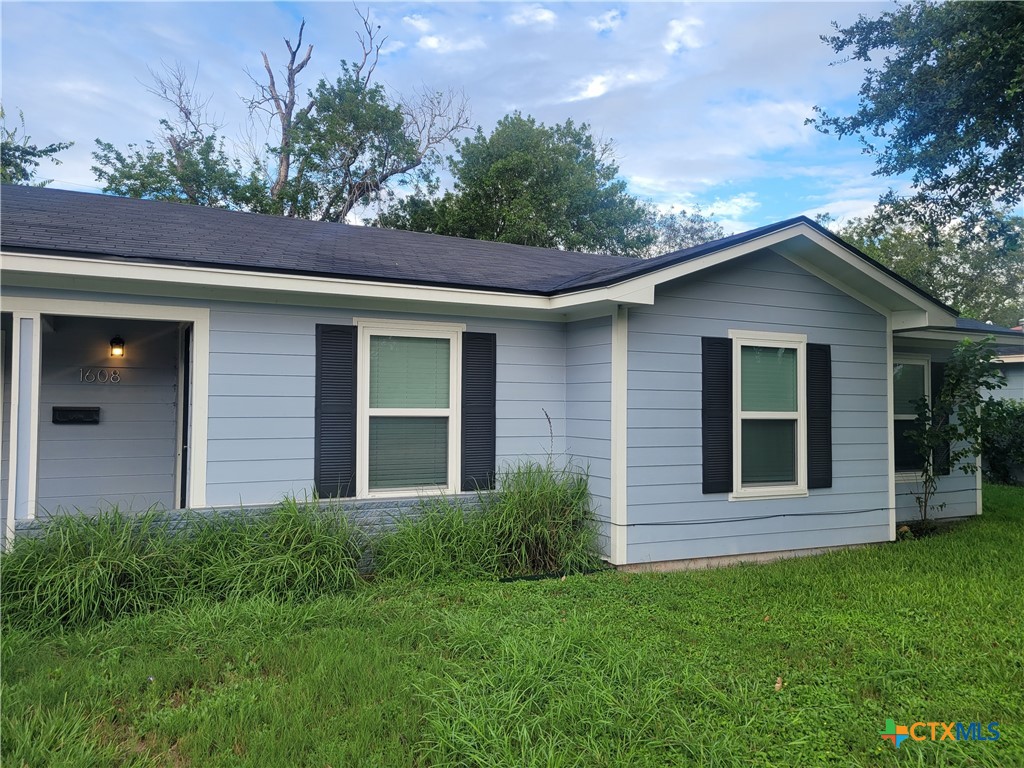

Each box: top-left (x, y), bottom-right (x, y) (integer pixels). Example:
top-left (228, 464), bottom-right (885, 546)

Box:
top-left (0, 185), bottom-right (956, 315)
top-left (0, 185), bottom-right (633, 295)
top-left (955, 318), bottom-right (1024, 338)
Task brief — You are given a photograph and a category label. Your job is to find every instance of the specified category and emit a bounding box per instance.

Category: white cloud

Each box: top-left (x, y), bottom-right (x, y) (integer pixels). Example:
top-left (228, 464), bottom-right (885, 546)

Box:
top-left (663, 17), bottom-right (703, 53)
top-left (706, 193), bottom-right (760, 219)
top-left (587, 10), bottom-right (622, 34)
top-left (507, 5), bottom-right (557, 28)
top-left (402, 14), bottom-right (432, 33)
top-left (417, 35), bottom-right (485, 54)
top-left (705, 100), bottom-right (816, 156)
top-left (379, 40), bottom-right (406, 56)
top-left (566, 68), bottom-right (664, 102)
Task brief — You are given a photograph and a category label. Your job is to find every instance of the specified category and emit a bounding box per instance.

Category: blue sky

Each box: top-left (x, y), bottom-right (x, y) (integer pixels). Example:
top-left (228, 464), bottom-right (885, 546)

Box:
top-left (1, 1), bottom-right (900, 233)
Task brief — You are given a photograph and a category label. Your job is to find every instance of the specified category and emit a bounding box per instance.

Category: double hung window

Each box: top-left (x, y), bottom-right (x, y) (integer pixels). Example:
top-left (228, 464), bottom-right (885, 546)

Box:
top-left (358, 321), bottom-right (461, 496)
top-left (731, 331), bottom-right (807, 499)
top-left (893, 357), bottom-right (929, 474)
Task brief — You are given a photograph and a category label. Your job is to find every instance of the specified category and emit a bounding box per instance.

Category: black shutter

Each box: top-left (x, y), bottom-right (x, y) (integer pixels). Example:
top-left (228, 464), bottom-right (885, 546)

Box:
top-left (931, 362), bottom-right (951, 475)
top-left (462, 332), bottom-right (497, 491)
top-left (702, 337), bottom-right (733, 494)
top-left (314, 325), bottom-right (357, 497)
top-left (806, 343), bottom-right (833, 489)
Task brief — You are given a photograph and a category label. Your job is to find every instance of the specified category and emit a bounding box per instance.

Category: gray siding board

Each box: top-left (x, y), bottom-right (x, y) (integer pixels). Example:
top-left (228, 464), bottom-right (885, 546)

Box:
top-left (626, 250), bottom-right (890, 563)
top-left (206, 459), bottom-right (312, 484)
top-left (626, 488), bottom-right (889, 516)
top-left (209, 352), bottom-right (315, 376)
top-left (565, 316), bottom-right (612, 556)
top-left (209, 374), bottom-right (314, 397)
top-left (207, 437), bottom-right (314, 462)
top-left (629, 525), bottom-right (889, 564)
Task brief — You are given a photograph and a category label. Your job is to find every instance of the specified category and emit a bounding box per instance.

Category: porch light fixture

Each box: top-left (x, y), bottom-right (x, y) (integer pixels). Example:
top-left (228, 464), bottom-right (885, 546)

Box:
top-left (110, 336), bottom-right (126, 358)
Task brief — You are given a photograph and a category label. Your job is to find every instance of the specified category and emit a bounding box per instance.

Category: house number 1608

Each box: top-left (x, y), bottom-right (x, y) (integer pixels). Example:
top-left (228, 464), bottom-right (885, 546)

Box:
top-left (79, 368), bottom-right (121, 384)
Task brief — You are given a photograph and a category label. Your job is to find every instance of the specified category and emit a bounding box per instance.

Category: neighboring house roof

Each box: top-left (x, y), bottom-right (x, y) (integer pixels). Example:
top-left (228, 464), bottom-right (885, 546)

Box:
top-left (0, 185), bottom-right (953, 314)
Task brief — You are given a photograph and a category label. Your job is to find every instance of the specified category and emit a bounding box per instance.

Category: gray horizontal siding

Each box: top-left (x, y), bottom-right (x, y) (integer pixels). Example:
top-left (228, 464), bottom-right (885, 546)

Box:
top-left (625, 249), bottom-right (890, 564)
top-left (205, 304), bottom-right (568, 507)
top-left (566, 316), bottom-right (611, 556)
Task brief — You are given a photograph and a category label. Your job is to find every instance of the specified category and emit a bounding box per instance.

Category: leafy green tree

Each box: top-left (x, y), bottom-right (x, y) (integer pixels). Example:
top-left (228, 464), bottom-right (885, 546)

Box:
top-left (905, 337), bottom-right (1006, 521)
top-left (648, 207), bottom-right (726, 255)
top-left (91, 63), bottom-right (257, 208)
top-left (379, 113), bottom-right (656, 257)
top-left (92, 12), bottom-right (467, 219)
top-left (1, 106), bottom-right (73, 186)
top-left (811, 0), bottom-right (1024, 226)
top-left (841, 212), bottom-right (1024, 327)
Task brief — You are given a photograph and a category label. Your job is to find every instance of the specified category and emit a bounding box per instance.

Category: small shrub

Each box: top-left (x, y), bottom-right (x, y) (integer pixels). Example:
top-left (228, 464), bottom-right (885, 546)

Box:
top-left (482, 460), bottom-right (601, 576)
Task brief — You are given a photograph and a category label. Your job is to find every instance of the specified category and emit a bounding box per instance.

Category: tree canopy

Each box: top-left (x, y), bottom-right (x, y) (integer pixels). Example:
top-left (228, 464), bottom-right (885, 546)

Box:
top-left (840, 211), bottom-right (1024, 327)
top-left (1, 106), bottom-right (73, 186)
top-left (378, 113), bottom-right (725, 258)
top-left (91, 11), bottom-right (467, 220)
top-left (811, 0), bottom-right (1024, 226)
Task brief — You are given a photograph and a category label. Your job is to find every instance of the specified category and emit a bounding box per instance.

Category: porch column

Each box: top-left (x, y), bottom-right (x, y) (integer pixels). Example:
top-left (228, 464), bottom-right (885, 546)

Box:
top-left (6, 312), bottom-right (41, 543)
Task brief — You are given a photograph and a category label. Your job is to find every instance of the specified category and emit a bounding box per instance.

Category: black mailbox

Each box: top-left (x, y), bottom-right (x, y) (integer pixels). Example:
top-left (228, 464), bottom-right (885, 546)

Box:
top-left (52, 407), bottom-right (101, 425)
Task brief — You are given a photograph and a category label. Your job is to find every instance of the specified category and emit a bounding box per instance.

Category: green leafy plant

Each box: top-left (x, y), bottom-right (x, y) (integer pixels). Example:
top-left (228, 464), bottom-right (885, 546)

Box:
top-left (981, 398), bottom-right (1024, 485)
top-left (905, 337), bottom-right (1006, 520)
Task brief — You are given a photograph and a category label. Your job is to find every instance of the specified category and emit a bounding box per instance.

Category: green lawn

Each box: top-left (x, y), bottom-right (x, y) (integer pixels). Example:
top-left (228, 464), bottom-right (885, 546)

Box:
top-left (3, 485), bottom-right (1022, 767)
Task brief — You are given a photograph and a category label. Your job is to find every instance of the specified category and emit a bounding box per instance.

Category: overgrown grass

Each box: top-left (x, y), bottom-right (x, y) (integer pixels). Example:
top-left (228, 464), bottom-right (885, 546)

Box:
top-left (0, 498), bottom-right (362, 629)
top-left (373, 461), bottom-right (601, 581)
top-left (3, 485), bottom-right (1022, 766)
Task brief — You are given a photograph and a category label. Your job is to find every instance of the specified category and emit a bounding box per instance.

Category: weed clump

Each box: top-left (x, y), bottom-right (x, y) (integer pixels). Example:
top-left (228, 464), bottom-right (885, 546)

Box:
top-left (0, 499), bottom-right (362, 629)
top-left (374, 461), bottom-right (601, 581)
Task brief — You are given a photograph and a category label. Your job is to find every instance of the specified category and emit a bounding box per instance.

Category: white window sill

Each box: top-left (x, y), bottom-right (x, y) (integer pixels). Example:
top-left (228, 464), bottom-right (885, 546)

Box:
top-left (895, 472), bottom-right (924, 485)
top-left (729, 488), bottom-right (809, 502)
top-left (363, 486), bottom-right (456, 500)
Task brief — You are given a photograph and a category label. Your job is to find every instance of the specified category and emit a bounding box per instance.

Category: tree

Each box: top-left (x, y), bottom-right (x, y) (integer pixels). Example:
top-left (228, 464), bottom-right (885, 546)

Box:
top-left (243, 19), bottom-right (314, 208)
top-left (92, 63), bottom-right (257, 208)
top-left (647, 207), bottom-right (726, 255)
top-left (810, 1), bottom-right (1024, 226)
top-left (1, 106), bottom-right (73, 186)
top-left (92, 11), bottom-right (468, 220)
top-left (379, 113), bottom-right (656, 257)
top-left (905, 337), bottom-right (1005, 521)
top-left (841, 211), bottom-right (1024, 327)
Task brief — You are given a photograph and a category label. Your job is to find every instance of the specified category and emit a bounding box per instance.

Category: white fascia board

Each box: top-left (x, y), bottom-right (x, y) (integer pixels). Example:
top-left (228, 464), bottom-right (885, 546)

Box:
top-left (2, 250), bottom-right (656, 317)
top-left (1, 251), bottom-right (555, 311)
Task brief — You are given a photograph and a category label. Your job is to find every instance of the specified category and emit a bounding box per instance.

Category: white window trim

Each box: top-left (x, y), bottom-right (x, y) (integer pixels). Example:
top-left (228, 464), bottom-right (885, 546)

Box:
top-left (729, 330), bottom-right (808, 501)
top-left (893, 354), bottom-right (931, 484)
top-left (355, 318), bottom-right (464, 498)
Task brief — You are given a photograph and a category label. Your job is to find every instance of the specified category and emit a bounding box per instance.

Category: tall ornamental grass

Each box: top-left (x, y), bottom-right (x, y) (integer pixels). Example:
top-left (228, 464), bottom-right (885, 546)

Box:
top-left (0, 499), bottom-right (362, 630)
top-left (374, 461), bottom-right (601, 581)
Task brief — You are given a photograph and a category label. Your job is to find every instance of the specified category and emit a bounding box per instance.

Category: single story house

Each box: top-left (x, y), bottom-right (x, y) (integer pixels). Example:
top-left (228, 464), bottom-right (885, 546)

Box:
top-left (2, 185), bottom-right (1021, 565)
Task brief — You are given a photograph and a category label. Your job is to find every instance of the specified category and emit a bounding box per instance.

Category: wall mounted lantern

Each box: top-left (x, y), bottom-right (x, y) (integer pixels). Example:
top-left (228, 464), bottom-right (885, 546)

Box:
top-left (110, 336), bottom-right (126, 358)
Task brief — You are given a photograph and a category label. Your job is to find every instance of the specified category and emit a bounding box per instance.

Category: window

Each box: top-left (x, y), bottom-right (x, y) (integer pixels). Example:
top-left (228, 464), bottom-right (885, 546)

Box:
top-left (315, 322), bottom-right (496, 499)
top-left (358, 321), bottom-right (461, 496)
top-left (893, 357), bottom-right (929, 474)
top-left (730, 331), bottom-right (807, 499)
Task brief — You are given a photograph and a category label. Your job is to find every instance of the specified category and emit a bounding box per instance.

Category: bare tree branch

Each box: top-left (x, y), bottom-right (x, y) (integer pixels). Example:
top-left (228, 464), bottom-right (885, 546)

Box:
top-left (242, 19), bottom-right (314, 206)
